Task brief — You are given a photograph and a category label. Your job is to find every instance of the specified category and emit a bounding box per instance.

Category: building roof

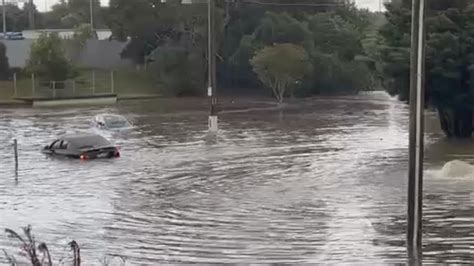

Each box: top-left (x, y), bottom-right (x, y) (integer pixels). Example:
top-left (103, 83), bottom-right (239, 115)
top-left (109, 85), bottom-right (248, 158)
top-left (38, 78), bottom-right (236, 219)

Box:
top-left (1, 38), bottom-right (132, 70)
top-left (22, 29), bottom-right (112, 40)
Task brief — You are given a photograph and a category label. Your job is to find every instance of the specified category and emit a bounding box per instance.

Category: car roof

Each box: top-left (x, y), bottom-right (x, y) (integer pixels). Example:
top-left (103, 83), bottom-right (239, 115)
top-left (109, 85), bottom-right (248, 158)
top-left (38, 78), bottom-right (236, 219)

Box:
top-left (96, 114), bottom-right (127, 120)
top-left (61, 134), bottom-right (111, 148)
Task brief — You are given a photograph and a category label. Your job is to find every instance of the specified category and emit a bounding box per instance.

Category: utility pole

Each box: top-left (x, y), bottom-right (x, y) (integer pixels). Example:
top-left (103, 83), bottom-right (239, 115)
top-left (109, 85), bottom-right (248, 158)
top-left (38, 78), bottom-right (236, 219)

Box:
top-left (2, 0), bottom-right (6, 37)
top-left (407, 0), bottom-right (425, 262)
top-left (28, 0), bottom-right (34, 30)
top-left (89, 0), bottom-right (94, 31)
top-left (207, 0), bottom-right (218, 133)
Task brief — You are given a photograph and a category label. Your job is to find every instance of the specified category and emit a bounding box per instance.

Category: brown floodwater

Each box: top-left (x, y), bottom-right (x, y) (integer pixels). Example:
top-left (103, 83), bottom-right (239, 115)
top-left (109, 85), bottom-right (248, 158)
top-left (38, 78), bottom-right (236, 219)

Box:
top-left (1, 92), bottom-right (474, 264)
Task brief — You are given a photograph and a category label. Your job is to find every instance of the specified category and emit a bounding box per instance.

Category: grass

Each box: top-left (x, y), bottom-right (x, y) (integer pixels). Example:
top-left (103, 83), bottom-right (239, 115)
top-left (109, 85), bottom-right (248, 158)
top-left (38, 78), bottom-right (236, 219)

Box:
top-left (0, 69), bottom-right (160, 102)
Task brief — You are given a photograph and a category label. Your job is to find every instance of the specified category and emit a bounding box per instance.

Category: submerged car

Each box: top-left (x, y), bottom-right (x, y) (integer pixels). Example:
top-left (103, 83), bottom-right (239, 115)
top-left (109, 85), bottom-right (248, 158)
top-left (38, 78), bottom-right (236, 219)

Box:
top-left (92, 114), bottom-right (132, 131)
top-left (42, 133), bottom-right (120, 160)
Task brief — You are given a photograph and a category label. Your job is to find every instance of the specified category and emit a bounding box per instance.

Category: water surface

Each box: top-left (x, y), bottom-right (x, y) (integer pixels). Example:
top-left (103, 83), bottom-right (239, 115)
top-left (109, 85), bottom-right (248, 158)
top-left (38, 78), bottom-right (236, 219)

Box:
top-left (1, 93), bottom-right (474, 264)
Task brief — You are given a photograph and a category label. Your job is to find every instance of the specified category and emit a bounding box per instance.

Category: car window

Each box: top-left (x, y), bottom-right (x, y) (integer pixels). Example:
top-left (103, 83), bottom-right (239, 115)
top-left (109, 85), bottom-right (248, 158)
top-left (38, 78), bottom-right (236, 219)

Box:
top-left (51, 140), bottom-right (61, 150)
top-left (59, 141), bottom-right (68, 150)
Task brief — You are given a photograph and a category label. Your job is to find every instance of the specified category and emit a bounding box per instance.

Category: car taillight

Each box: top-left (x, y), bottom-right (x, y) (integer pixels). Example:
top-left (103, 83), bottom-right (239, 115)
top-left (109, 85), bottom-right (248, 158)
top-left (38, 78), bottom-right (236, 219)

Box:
top-left (80, 154), bottom-right (89, 160)
top-left (115, 148), bottom-right (120, 158)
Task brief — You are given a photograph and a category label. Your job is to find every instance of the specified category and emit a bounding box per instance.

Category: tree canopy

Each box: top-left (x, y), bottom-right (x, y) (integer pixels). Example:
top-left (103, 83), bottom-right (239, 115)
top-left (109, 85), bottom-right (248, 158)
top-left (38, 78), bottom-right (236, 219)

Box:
top-left (380, 0), bottom-right (474, 138)
top-left (251, 43), bottom-right (312, 102)
top-left (43, 0), bottom-right (106, 29)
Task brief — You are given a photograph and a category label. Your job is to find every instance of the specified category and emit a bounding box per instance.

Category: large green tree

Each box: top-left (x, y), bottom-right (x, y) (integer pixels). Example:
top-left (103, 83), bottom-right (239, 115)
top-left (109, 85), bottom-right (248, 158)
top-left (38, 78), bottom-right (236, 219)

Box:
top-left (380, 0), bottom-right (474, 138)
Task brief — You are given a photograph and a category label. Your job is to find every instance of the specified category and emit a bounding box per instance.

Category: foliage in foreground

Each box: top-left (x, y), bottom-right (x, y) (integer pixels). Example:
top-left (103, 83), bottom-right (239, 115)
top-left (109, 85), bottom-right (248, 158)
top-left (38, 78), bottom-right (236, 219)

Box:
top-left (2, 226), bottom-right (126, 266)
top-left (251, 43), bottom-right (311, 102)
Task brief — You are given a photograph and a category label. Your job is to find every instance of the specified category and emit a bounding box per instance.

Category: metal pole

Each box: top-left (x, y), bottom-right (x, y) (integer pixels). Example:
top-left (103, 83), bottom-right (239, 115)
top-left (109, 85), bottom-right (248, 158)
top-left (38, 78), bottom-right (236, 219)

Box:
top-left (208, 0), bottom-right (218, 133)
top-left (407, 0), bottom-right (425, 261)
top-left (2, 0), bottom-right (6, 37)
top-left (52, 81), bottom-right (56, 98)
top-left (13, 139), bottom-right (18, 177)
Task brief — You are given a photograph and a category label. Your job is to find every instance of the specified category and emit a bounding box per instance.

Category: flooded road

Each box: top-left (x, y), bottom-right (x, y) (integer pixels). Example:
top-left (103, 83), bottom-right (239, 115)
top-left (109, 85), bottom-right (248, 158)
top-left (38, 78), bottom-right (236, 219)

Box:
top-left (1, 92), bottom-right (474, 264)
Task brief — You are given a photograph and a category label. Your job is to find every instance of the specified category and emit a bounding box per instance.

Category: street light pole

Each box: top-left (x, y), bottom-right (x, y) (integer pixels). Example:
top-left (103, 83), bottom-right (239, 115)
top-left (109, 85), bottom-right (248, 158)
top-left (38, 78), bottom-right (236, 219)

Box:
top-left (407, 0), bottom-right (425, 261)
top-left (207, 0), bottom-right (218, 134)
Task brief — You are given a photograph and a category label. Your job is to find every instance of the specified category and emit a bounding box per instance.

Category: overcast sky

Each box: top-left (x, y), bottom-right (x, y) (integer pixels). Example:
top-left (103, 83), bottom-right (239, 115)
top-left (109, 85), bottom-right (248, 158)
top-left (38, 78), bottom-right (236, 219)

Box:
top-left (28, 0), bottom-right (380, 12)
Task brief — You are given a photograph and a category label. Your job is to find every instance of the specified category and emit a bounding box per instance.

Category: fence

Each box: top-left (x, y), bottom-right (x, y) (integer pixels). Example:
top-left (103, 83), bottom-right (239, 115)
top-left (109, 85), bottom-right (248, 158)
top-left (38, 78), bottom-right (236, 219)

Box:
top-left (10, 70), bottom-right (116, 99)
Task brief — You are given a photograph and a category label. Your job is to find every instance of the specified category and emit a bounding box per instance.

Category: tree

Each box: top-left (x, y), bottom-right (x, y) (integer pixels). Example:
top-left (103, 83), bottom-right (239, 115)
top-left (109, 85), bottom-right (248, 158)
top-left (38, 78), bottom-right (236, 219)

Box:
top-left (150, 46), bottom-right (206, 96)
top-left (226, 11), bottom-right (313, 90)
top-left (73, 23), bottom-right (94, 45)
top-left (307, 13), bottom-right (362, 61)
top-left (251, 43), bottom-right (312, 102)
top-left (26, 33), bottom-right (75, 81)
top-left (43, 0), bottom-right (104, 29)
top-left (0, 42), bottom-right (10, 80)
top-left (380, 0), bottom-right (474, 138)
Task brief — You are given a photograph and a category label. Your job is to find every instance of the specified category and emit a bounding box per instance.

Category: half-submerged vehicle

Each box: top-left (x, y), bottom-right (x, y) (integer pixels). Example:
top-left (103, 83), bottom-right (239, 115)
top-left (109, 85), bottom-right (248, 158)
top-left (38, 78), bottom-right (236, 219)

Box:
top-left (42, 133), bottom-right (120, 160)
top-left (92, 114), bottom-right (132, 131)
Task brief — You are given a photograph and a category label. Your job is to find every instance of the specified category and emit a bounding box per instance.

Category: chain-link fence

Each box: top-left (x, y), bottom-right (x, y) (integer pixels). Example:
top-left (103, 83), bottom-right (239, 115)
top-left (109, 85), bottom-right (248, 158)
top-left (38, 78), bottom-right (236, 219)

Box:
top-left (9, 70), bottom-right (116, 99)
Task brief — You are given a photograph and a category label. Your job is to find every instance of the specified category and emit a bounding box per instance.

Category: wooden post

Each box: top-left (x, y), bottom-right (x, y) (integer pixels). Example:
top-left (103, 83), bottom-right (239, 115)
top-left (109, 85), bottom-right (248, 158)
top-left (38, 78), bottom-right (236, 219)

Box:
top-left (13, 139), bottom-right (18, 177)
top-left (52, 81), bottom-right (56, 98)
top-left (111, 70), bottom-right (115, 94)
top-left (407, 0), bottom-right (425, 261)
top-left (92, 71), bottom-right (96, 95)
top-left (31, 73), bottom-right (35, 97)
top-left (13, 72), bottom-right (17, 97)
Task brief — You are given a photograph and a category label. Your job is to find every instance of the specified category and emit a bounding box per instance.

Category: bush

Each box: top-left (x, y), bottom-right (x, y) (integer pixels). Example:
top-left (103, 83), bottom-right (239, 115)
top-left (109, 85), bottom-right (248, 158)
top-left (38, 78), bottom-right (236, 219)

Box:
top-left (26, 33), bottom-right (76, 81)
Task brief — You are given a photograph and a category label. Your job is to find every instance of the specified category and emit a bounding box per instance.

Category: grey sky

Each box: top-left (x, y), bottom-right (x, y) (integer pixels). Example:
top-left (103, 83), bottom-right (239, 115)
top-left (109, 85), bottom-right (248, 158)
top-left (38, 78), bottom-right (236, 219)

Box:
top-left (26, 0), bottom-right (380, 12)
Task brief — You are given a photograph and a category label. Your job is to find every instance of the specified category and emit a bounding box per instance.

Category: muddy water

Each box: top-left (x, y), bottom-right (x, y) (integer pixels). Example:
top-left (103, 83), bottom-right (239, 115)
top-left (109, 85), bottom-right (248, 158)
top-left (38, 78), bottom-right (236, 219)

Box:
top-left (1, 92), bottom-right (474, 264)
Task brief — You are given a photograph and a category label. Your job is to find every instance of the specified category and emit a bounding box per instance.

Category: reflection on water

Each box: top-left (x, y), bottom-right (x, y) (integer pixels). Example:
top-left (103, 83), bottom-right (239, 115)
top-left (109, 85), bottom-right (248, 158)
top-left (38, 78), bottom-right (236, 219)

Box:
top-left (0, 92), bottom-right (474, 264)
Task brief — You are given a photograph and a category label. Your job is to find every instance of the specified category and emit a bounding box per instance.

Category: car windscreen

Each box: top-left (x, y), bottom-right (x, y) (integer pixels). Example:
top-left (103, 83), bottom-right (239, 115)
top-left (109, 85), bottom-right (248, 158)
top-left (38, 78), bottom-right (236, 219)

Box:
top-left (105, 117), bottom-right (130, 128)
top-left (68, 136), bottom-right (111, 150)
